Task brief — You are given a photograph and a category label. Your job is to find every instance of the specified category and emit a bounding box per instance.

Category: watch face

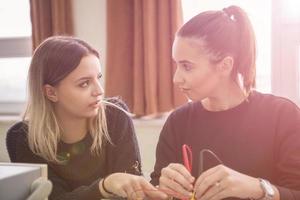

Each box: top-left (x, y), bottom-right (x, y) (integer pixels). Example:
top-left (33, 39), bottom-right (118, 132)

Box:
top-left (261, 179), bottom-right (275, 197)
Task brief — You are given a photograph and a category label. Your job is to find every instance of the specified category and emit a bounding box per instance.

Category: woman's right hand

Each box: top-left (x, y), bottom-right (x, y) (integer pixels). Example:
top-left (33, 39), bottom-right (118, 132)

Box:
top-left (159, 163), bottom-right (195, 199)
top-left (100, 173), bottom-right (168, 200)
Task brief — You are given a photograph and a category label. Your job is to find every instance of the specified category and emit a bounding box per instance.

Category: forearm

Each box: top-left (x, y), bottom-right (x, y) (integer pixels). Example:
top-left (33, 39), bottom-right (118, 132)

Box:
top-left (50, 177), bottom-right (103, 200)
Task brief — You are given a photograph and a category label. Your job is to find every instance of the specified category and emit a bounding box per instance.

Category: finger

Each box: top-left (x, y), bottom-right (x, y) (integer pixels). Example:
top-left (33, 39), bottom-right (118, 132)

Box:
top-left (159, 183), bottom-right (189, 199)
top-left (116, 187), bottom-right (127, 198)
top-left (139, 179), bottom-right (168, 200)
top-left (161, 165), bottom-right (193, 190)
top-left (131, 190), bottom-right (145, 200)
top-left (159, 182), bottom-right (176, 196)
top-left (169, 163), bottom-right (195, 182)
top-left (134, 181), bottom-right (146, 200)
top-left (196, 180), bottom-right (224, 200)
top-left (160, 175), bottom-right (193, 198)
top-left (194, 165), bottom-right (222, 188)
top-left (144, 189), bottom-right (168, 200)
top-left (124, 182), bottom-right (140, 200)
top-left (195, 167), bottom-right (225, 197)
top-left (210, 188), bottom-right (231, 200)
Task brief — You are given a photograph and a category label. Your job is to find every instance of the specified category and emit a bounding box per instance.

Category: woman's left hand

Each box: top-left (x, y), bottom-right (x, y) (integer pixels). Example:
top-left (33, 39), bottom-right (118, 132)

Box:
top-left (104, 173), bottom-right (168, 200)
top-left (194, 164), bottom-right (263, 200)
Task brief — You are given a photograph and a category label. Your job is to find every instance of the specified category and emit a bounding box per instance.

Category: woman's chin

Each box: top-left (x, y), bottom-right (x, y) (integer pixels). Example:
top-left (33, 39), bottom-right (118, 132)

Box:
top-left (84, 109), bottom-right (100, 118)
top-left (184, 93), bottom-right (196, 101)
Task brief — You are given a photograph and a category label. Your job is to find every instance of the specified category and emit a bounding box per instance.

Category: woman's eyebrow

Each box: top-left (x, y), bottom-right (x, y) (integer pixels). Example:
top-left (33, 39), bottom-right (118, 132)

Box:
top-left (178, 60), bottom-right (194, 64)
top-left (75, 73), bottom-right (102, 82)
top-left (75, 76), bottom-right (92, 82)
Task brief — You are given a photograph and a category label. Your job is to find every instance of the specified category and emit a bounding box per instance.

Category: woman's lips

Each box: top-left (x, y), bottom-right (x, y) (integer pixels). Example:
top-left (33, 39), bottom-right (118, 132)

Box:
top-left (180, 88), bottom-right (190, 92)
top-left (89, 100), bottom-right (101, 108)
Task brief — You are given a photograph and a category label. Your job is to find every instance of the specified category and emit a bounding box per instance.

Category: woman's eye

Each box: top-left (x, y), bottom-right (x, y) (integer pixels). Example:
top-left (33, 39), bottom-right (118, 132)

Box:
top-left (97, 74), bottom-right (102, 80)
top-left (79, 81), bottom-right (89, 88)
top-left (182, 63), bottom-right (192, 71)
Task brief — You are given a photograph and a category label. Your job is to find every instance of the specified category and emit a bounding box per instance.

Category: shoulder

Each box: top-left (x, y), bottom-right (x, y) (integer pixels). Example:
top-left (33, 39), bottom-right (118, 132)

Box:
top-left (160, 101), bottom-right (199, 138)
top-left (6, 121), bottom-right (29, 161)
top-left (103, 97), bottom-right (134, 140)
top-left (249, 91), bottom-right (300, 127)
top-left (6, 121), bottom-right (28, 140)
top-left (105, 96), bottom-right (129, 111)
top-left (167, 101), bottom-right (200, 123)
top-left (250, 91), bottom-right (300, 113)
top-left (104, 97), bottom-right (131, 122)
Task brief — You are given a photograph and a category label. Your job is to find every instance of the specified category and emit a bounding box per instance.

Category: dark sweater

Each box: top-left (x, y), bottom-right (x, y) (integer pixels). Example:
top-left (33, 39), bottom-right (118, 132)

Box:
top-left (150, 91), bottom-right (300, 200)
top-left (6, 99), bottom-right (141, 200)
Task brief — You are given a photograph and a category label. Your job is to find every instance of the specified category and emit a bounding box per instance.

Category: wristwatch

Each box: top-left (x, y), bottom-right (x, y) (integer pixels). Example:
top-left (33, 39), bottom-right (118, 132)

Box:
top-left (258, 178), bottom-right (275, 200)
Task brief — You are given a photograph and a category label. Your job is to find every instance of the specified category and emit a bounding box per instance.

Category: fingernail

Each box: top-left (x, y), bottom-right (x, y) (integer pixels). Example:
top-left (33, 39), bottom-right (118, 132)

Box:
top-left (184, 193), bottom-right (190, 198)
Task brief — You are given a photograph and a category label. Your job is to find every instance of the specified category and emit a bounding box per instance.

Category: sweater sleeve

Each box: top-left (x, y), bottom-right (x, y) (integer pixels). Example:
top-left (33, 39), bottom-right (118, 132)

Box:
top-left (105, 99), bottom-right (142, 176)
top-left (150, 113), bottom-right (181, 186)
top-left (273, 101), bottom-right (300, 199)
top-left (9, 122), bottom-right (104, 200)
top-left (48, 171), bottom-right (102, 200)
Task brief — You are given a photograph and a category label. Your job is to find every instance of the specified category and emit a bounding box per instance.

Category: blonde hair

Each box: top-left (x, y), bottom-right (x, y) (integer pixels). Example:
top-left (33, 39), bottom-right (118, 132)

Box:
top-left (23, 36), bottom-right (114, 163)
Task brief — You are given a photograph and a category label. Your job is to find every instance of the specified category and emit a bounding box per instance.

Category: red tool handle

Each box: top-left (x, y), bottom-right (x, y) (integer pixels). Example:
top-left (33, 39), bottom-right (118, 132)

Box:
top-left (182, 144), bottom-right (193, 172)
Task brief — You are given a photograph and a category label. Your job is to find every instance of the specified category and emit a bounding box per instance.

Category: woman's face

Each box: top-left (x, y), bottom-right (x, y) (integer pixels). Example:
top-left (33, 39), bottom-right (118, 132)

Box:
top-left (172, 36), bottom-right (224, 101)
top-left (49, 54), bottom-right (104, 119)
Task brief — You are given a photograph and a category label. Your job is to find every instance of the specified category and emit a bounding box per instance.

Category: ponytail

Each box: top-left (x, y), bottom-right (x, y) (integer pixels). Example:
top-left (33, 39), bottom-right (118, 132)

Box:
top-left (223, 6), bottom-right (256, 93)
top-left (177, 5), bottom-right (256, 93)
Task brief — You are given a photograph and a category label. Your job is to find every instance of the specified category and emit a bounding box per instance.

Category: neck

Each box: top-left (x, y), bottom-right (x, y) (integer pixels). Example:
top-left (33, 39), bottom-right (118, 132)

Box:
top-left (55, 109), bottom-right (88, 144)
top-left (202, 81), bottom-right (248, 111)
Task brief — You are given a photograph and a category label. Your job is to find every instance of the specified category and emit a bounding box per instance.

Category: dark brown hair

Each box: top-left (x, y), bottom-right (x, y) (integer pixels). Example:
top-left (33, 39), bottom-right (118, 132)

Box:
top-left (177, 5), bottom-right (256, 92)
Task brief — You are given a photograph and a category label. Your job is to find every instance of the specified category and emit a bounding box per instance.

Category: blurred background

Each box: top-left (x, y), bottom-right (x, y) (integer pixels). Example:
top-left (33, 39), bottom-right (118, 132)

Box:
top-left (0, 0), bottom-right (299, 178)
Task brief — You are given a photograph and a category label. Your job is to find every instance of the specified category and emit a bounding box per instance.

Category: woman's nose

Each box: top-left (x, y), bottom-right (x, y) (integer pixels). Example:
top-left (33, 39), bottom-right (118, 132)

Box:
top-left (173, 68), bottom-right (184, 85)
top-left (92, 81), bottom-right (104, 96)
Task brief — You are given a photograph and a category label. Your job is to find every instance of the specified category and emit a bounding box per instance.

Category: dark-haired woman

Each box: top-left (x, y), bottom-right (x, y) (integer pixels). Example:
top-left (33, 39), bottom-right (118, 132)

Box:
top-left (151, 6), bottom-right (300, 200)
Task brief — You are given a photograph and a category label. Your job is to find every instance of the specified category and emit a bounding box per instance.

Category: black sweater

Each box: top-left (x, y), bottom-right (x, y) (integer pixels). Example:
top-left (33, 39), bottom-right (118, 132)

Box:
top-left (7, 99), bottom-right (141, 200)
top-left (150, 91), bottom-right (300, 200)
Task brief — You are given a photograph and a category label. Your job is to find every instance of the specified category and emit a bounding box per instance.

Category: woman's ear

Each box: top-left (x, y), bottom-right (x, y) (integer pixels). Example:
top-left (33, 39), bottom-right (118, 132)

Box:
top-left (218, 56), bottom-right (234, 76)
top-left (44, 84), bottom-right (58, 102)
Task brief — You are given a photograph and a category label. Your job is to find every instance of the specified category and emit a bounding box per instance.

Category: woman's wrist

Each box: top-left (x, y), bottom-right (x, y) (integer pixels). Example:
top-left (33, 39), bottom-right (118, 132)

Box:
top-left (249, 177), bottom-right (264, 200)
top-left (99, 175), bottom-right (115, 198)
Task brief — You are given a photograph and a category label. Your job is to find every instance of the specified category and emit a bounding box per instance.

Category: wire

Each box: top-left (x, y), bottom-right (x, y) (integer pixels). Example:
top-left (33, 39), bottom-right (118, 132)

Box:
top-left (198, 149), bottom-right (223, 176)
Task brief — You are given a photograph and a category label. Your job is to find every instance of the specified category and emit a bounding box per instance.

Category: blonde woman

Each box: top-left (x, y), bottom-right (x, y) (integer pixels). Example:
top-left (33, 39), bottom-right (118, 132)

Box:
top-left (6, 36), bottom-right (166, 200)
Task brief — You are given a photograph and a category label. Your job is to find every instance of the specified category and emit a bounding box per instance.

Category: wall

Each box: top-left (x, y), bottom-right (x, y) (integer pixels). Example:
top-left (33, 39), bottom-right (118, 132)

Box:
top-left (72, 0), bottom-right (107, 84)
top-left (0, 119), bottom-right (16, 162)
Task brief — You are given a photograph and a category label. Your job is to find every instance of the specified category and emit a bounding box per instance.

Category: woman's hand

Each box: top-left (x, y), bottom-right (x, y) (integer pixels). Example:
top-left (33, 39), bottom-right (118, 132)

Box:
top-left (194, 164), bottom-right (264, 200)
top-left (101, 173), bottom-right (168, 200)
top-left (159, 163), bottom-right (195, 199)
